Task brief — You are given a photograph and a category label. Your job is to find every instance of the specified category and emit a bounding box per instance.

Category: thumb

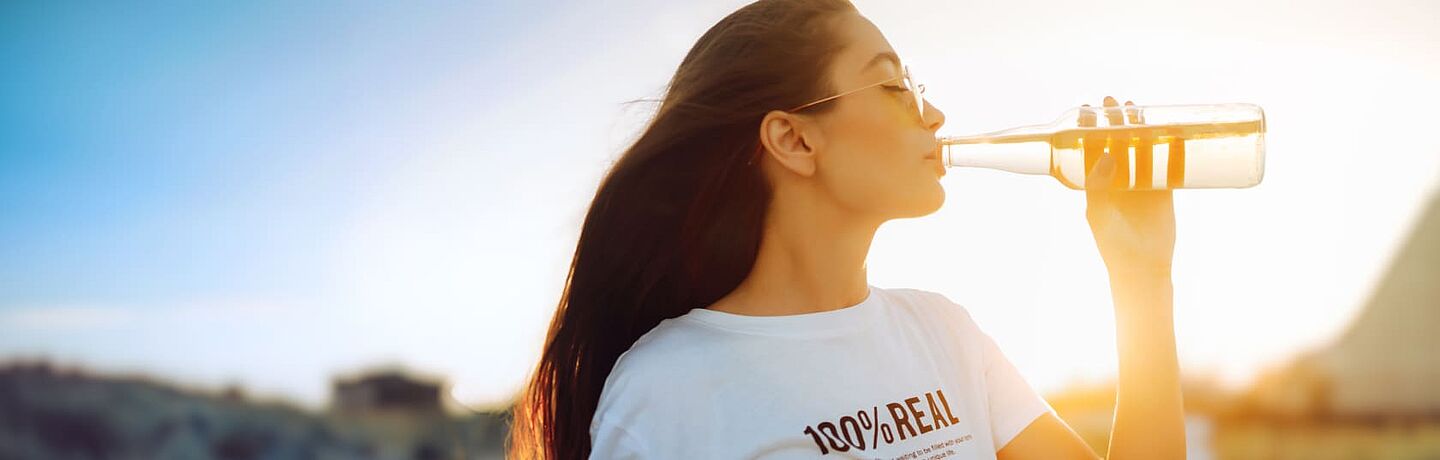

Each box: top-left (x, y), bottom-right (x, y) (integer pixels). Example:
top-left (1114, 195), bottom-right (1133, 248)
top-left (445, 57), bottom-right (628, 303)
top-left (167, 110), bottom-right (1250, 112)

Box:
top-left (1085, 150), bottom-right (1120, 225)
top-left (1087, 149), bottom-right (1115, 192)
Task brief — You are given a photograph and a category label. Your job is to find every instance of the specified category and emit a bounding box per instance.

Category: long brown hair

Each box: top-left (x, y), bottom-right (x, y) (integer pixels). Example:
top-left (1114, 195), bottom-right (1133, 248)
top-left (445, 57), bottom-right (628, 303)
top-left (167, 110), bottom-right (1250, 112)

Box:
top-left (507, 0), bottom-right (858, 457)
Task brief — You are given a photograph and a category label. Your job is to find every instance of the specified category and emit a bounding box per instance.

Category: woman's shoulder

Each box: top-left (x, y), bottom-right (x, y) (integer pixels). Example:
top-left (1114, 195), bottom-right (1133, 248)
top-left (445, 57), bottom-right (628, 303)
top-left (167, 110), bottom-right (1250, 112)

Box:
top-left (876, 285), bottom-right (982, 324)
top-left (602, 315), bottom-right (734, 384)
top-left (592, 316), bottom-right (736, 427)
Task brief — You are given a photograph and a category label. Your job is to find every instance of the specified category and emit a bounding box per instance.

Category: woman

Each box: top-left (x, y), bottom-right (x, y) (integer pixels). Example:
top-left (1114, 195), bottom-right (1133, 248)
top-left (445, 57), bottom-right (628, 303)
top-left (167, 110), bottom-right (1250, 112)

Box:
top-left (509, 0), bottom-right (1184, 458)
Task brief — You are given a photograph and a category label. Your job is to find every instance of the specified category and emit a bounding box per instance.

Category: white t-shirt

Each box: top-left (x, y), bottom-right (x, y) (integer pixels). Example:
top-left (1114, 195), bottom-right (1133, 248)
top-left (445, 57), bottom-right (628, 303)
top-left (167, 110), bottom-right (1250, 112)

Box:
top-left (589, 285), bottom-right (1055, 459)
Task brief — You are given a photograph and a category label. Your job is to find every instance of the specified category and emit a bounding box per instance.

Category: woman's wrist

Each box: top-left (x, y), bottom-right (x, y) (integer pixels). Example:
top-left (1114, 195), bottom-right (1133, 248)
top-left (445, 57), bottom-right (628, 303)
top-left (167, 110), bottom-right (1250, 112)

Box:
top-left (1105, 262), bottom-right (1172, 284)
top-left (1107, 268), bottom-right (1175, 317)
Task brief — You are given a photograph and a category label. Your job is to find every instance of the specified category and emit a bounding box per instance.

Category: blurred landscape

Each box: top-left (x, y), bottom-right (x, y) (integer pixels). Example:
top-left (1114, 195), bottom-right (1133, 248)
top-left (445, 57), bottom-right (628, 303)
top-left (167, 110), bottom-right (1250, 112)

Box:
top-left (3, 189), bottom-right (1435, 459)
top-left (0, 362), bottom-right (509, 460)
top-left (1050, 190), bottom-right (1440, 460)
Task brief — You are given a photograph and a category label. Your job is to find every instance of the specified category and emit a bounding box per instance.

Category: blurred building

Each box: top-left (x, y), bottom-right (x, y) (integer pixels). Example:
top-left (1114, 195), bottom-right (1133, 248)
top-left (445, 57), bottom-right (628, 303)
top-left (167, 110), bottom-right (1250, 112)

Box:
top-left (0, 362), bottom-right (508, 459)
top-left (328, 369), bottom-right (485, 460)
top-left (333, 371), bottom-right (445, 416)
top-left (1221, 190), bottom-right (1440, 459)
top-left (1247, 189), bottom-right (1440, 419)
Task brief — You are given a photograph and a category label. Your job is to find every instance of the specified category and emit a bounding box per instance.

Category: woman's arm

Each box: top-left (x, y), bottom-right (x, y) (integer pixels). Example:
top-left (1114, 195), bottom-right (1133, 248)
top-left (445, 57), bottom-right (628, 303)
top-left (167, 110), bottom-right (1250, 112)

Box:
top-left (996, 273), bottom-right (1186, 460)
top-left (998, 96), bottom-right (1185, 460)
top-left (997, 413), bottom-right (1101, 460)
top-left (1088, 95), bottom-right (1185, 459)
top-left (1105, 269), bottom-right (1184, 459)
top-left (998, 271), bottom-right (1182, 460)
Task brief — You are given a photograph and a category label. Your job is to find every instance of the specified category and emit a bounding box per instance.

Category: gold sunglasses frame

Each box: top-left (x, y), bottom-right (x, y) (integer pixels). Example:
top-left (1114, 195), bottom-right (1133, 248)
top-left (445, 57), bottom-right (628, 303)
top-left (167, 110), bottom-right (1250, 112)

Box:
top-left (748, 65), bottom-right (927, 166)
top-left (788, 64), bottom-right (926, 121)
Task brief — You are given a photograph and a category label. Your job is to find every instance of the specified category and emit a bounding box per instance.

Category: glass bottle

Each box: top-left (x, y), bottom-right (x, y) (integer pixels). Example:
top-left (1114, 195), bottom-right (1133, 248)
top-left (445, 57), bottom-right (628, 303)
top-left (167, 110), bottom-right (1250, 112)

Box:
top-left (939, 103), bottom-right (1265, 190)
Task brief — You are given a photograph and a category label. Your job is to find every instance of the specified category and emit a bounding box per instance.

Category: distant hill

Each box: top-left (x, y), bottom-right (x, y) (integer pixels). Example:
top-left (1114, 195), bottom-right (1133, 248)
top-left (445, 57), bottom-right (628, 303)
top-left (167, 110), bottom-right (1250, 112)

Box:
top-left (0, 362), bottom-right (511, 460)
top-left (1245, 189), bottom-right (1440, 420)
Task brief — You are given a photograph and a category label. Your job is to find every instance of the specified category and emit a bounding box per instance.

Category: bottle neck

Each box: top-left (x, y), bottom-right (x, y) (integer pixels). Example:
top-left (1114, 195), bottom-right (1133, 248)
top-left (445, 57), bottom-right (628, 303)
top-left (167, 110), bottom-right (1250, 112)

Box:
top-left (941, 140), bottom-right (1052, 176)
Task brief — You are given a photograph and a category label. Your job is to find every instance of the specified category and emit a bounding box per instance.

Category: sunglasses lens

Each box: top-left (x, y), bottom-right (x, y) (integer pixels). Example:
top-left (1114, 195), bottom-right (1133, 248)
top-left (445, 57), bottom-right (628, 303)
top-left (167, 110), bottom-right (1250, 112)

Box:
top-left (905, 66), bottom-right (924, 120)
top-left (914, 89), bottom-right (924, 120)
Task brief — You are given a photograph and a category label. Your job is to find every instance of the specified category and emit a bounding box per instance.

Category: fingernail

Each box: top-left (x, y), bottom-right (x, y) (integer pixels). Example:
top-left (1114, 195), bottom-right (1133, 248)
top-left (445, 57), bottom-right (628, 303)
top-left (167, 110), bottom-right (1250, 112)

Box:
top-left (1103, 96), bottom-right (1117, 105)
top-left (1124, 100), bottom-right (1134, 106)
top-left (1078, 105), bottom-right (1097, 127)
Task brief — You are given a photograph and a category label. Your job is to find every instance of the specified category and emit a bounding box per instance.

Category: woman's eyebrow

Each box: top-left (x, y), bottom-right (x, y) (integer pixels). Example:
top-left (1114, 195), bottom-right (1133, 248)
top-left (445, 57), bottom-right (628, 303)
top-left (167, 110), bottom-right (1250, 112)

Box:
top-left (862, 51), bottom-right (901, 73)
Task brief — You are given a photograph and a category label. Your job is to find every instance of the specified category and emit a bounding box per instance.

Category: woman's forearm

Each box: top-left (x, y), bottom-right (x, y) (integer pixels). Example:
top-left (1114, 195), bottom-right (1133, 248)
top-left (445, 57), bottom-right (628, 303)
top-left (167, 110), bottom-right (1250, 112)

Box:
top-left (1105, 271), bottom-right (1185, 460)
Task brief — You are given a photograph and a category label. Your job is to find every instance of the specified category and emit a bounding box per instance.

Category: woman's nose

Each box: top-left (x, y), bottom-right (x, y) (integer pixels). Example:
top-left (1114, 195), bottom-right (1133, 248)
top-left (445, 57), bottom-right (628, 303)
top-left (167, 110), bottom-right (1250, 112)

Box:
top-left (923, 99), bottom-right (945, 131)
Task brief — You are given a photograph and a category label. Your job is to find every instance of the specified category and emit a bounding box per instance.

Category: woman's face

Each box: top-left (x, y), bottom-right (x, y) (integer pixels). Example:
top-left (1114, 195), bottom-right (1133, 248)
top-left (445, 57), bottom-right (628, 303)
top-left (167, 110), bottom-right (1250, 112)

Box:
top-left (809, 13), bottom-right (948, 221)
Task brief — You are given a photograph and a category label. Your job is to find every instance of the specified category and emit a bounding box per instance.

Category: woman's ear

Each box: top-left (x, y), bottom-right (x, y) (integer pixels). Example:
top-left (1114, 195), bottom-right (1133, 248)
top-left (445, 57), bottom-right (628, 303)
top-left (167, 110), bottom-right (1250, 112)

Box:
top-left (758, 110), bottom-right (823, 177)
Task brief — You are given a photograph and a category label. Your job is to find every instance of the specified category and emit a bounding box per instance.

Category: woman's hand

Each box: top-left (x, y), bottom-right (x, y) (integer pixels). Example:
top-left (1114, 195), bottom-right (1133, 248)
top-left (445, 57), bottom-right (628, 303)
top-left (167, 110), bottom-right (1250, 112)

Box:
top-left (1083, 96), bottom-right (1176, 281)
top-left (1079, 97), bottom-right (1186, 460)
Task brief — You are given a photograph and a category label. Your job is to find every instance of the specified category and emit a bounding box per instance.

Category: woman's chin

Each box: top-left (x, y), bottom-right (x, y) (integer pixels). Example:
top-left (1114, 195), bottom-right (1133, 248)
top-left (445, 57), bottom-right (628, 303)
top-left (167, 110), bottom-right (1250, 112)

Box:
top-left (896, 183), bottom-right (946, 219)
top-left (922, 183), bottom-right (946, 214)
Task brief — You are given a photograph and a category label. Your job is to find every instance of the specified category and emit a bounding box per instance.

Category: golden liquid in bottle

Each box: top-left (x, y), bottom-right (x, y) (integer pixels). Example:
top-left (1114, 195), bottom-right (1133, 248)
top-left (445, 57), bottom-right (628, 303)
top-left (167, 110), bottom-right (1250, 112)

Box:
top-left (956, 120), bottom-right (1265, 190)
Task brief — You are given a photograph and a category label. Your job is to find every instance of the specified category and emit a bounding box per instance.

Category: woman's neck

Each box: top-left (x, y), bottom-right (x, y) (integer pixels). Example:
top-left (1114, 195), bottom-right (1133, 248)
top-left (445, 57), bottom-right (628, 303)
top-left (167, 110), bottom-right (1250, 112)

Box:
top-left (705, 193), bottom-right (879, 316)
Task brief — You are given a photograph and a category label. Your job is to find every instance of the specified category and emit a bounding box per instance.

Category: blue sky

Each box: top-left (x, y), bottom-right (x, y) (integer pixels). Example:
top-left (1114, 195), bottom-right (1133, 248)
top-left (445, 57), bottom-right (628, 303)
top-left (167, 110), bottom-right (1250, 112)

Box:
top-left (1, 1), bottom-right (524, 305)
top-left (0, 0), bottom-right (561, 405)
top-left (3, 0), bottom-right (1438, 409)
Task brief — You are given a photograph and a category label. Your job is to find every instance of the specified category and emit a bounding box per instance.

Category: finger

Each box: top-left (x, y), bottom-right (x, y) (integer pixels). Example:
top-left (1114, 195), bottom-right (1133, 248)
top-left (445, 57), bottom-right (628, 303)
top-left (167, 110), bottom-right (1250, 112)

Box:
top-left (1101, 96), bottom-right (1129, 190)
top-left (1078, 103), bottom-right (1097, 128)
top-left (1103, 96), bottom-right (1124, 126)
top-left (1080, 104), bottom-right (1102, 187)
top-left (1127, 100), bottom-right (1155, 190)
top-left (1087, 150), bottom-right (1115, 192)
top-left (1085, 99), bottom-right (1115, 194)
top-left (1125, 100), bottom-right (1142, 125)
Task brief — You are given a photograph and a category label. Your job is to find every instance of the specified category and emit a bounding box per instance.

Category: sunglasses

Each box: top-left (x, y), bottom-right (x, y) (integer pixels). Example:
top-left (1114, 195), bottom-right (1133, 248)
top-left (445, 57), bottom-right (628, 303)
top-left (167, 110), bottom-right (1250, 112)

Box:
top-left (788, 64), bottom-right (927, 122)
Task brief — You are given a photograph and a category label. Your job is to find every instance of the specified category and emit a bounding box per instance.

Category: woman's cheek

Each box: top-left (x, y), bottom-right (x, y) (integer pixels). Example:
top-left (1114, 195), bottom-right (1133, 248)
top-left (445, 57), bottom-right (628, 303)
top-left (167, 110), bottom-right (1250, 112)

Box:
top-left (823, 152), bottom-right (886, 211)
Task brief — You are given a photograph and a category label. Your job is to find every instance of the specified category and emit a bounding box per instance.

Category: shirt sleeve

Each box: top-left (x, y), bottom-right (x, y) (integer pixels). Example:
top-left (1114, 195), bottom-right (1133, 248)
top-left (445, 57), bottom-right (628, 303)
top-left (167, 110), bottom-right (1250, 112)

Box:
top-left (590, 419), bottom-right (649, 460)
top-left (979, 329), bottom-right (1056, 452)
